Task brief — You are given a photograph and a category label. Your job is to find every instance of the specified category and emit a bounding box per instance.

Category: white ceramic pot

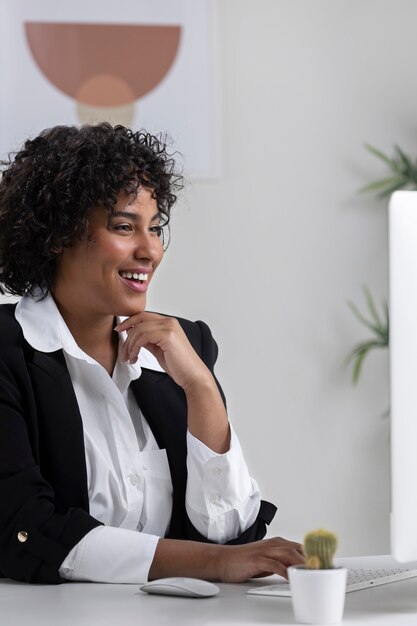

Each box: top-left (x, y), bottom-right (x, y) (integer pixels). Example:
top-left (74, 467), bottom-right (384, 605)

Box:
top-left (288, 565), bottom-right (347, 625)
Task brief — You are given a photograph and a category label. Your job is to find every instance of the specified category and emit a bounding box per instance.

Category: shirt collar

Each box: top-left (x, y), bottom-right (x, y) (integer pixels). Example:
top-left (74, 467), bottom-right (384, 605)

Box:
top-left (15, 292), bottom-right (165, 373)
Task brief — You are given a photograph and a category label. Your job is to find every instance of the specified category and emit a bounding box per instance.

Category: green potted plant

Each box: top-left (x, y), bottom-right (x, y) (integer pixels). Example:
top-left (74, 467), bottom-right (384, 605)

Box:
top-left (288, 529), bottom-right (347, 625)
top-left (347, 285), bottom-right (389, 384)
top-left (347, 141), bottom-right (416, 384)
top-left (360, 143), bottom-right (417, 198)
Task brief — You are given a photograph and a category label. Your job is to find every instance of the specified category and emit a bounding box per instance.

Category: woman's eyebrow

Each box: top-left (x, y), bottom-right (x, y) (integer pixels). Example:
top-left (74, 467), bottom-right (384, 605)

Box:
top-left (111, 210), bottom-right (138, 220)
top-left (111, 210), bottom-right (161, 221)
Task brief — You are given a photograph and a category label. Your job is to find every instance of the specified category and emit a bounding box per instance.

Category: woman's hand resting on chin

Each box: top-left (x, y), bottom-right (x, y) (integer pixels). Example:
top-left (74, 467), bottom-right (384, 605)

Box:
top-left (115, 312), bottom-right (210, 391)
top-left (116, 311), bottom-right (230, 453)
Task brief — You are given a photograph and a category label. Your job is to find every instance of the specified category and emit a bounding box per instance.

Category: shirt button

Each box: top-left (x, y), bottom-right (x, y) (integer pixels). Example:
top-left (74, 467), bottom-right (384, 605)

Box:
top-left (17, 531), bottom-right (28, 543)
top-left (209, 494), bottom-right (221, 504)
top-left (129, 474), bottom-right (139, 486)
top-left (212, 466), bottom-right (222, 476)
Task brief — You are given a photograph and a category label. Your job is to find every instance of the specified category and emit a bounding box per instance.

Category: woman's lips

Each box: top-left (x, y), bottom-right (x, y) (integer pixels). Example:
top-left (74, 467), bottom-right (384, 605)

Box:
top-left (119, 274), bottom-right (149, 293)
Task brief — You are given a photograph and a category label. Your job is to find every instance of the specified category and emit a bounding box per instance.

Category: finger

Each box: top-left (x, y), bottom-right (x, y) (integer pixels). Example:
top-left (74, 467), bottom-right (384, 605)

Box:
top-left (122, 325), bottom-right (169, 363)
top-left (283, 543), bottom-right (304, 559)
top-left (114, 319), bottom-right (138, 333)
top-left (114, 311), bottom-right (164, 332)
top-left (268, 537), bottom-right (304, 554)
top-left (270, 548), bottom-right (305, 567)
top-left (258, 557), bottom-right (289, 580)
top-left (121, 334), bottom-right (145, 363)
top-left (259, 545), bottom-right (304, 567)
top-left (288, 550), bottom-right (305, 566)
top-left (125, 317), bottom-right (184, 359)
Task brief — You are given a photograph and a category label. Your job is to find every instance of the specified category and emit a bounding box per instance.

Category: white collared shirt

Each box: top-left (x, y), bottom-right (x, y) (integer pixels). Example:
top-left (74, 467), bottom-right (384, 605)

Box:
top-left (15, 294), bottom-right (261, 583)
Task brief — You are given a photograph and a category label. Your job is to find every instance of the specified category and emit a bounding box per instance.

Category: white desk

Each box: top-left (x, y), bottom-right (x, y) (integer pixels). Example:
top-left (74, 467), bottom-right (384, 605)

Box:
top-left (2, 556), bottom-right (417, 626)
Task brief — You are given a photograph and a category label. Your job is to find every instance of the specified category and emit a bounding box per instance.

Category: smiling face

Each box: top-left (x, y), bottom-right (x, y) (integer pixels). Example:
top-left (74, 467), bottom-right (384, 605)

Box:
top-left (52, 187), bottom-right (164, 320)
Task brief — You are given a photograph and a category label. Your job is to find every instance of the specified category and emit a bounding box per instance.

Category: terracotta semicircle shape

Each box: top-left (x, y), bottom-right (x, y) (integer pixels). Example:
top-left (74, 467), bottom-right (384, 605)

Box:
top-left (25, 22), bottom-right (182, 106)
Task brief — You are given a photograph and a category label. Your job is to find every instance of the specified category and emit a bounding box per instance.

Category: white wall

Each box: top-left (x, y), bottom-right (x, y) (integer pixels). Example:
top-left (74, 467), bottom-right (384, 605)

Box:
top-left (148, 0), bottom-right (417, 556)
top-left (3, 0), bottom-right (417, 556)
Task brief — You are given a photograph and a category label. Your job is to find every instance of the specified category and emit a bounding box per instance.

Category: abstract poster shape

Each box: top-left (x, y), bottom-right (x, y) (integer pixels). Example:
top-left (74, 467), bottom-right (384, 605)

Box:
top-left (25, 22), bottom-right (181, 126)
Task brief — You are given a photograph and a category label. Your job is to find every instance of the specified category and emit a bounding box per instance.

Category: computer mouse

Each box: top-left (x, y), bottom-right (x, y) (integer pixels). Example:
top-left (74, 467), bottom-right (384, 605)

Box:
top-left (139, 577), bottom-right (220, 598)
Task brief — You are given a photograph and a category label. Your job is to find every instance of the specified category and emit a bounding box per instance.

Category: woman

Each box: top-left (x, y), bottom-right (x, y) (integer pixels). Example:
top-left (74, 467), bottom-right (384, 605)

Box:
top-left (0, 123), bottom-right (303, 584)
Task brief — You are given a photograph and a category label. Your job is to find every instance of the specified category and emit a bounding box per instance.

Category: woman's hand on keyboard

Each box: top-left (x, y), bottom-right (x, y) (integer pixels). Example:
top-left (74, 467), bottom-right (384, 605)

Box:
top-left (149, 536), bottom-right (304, 582)
top-left (218, 537), bottom-right (305, 583)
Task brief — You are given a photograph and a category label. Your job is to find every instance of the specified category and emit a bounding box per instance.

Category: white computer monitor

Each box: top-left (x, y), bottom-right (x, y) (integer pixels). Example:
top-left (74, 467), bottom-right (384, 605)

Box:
top-left (389, 190), bottom-right (417, 562)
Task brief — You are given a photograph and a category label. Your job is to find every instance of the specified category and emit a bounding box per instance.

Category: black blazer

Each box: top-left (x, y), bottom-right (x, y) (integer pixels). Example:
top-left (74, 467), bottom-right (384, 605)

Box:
top-left (0, 303), bottom-right (276, 584)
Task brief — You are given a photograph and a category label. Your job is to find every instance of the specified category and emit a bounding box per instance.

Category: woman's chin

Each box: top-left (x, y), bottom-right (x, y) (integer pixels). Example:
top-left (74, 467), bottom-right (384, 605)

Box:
top-left (114, 299), bottom-right (147, 318)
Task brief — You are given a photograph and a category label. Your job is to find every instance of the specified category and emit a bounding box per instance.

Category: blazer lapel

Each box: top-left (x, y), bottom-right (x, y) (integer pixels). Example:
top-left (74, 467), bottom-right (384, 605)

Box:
top-left (131, 369), bottom-right (189, 537)
top-left (27, 349), bottom-right (90, 513)
top-left (131, 369), bottom-right (188, 459)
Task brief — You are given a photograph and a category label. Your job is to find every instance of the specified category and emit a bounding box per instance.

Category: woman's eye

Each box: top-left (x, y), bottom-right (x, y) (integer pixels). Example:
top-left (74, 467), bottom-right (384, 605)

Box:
top-left (113, 223), bottom-right (133, 232)
top-left (149, 225), bottom-right (163, 237)
top-left (150, 224), bottom-right (169, 249)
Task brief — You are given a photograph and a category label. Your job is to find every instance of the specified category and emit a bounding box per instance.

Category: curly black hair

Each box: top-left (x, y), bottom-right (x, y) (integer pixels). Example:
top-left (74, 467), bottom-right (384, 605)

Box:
top-left (0, 123), bottom-right (183, 296)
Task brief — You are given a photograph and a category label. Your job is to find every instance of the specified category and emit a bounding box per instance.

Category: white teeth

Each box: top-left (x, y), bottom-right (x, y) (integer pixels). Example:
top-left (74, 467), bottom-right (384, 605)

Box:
top-left (120, 271), bottom-right (149, 282)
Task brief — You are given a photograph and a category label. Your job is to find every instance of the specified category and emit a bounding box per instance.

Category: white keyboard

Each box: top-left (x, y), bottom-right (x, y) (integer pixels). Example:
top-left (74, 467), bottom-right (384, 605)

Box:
top-left (246, 567), bottom-right (417, 597)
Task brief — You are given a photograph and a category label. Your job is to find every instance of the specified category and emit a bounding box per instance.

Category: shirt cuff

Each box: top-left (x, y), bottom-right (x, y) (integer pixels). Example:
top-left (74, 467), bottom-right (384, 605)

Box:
top-left (186, 424), bottom-right (261, 542)
top-left (59, 526), bottom-right (160, 584)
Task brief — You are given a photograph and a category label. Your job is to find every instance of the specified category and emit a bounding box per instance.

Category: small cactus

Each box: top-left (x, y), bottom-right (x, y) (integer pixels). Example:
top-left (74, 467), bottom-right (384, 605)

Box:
top-left (304, 529), bottom-right (338, 570)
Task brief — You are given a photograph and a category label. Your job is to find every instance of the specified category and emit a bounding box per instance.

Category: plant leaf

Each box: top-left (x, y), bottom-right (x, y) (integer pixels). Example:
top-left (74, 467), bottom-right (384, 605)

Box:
top-left (359, 176), bottom-right (406, 194)
top-left (347, 301), bottom-right (383, 335)
top-left (362, 285), bottom-right (382, 326)
top-left (352, 347), bottom-right (369, 385)
top-left (376, 179), bottom-right (411, 198)
top-left (347, 340), bottom-right (387, 361)
top-left (364, 144), bottom-right (397, 168)
top-left (384, 302), bottom-right (390, 342)
top-left (347, 341), bottom-right (387, 384)
top-left (394, 145), bottom-right (415, 175)
top-left (347, 287), bottom-right (389, 383)
top-left (362, 143), bottom-right (417, 196)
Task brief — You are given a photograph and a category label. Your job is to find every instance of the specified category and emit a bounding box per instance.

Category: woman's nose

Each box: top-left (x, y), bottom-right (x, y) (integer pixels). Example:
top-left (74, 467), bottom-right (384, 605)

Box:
top-left (133, 231), bottom-right (160, 261)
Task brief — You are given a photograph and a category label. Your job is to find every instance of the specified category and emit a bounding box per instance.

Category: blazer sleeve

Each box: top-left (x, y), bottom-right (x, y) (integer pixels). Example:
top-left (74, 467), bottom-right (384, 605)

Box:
top-left (184, 319), bottom-right (277, 544)
top-left (0, 313), bottom-right (102, 584)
